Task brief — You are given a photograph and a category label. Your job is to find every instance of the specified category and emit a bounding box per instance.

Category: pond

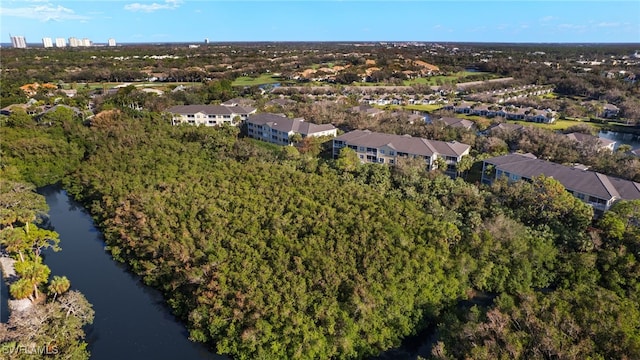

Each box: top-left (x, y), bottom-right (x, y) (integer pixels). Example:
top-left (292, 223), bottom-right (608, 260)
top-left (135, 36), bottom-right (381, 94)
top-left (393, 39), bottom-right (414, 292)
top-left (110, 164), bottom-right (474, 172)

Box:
top-left (598, 130), bottom-right (640, 150)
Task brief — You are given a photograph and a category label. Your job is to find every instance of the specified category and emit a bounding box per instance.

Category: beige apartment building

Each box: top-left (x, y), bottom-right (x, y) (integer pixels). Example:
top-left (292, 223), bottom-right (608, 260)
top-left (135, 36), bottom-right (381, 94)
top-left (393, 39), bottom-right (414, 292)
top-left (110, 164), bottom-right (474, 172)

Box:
top-left (167, 105), bottom-right (256, 126)
top-left (333, 130), bottom-right (471, 173)
top-left (246, 113), bottom-right (337, 146)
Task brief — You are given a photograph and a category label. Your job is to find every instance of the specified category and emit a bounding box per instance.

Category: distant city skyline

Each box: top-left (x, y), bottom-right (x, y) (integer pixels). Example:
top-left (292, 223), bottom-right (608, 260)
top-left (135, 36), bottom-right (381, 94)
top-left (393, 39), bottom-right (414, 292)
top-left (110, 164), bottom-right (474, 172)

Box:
top-left (1, 1), bottom-right (639, 44)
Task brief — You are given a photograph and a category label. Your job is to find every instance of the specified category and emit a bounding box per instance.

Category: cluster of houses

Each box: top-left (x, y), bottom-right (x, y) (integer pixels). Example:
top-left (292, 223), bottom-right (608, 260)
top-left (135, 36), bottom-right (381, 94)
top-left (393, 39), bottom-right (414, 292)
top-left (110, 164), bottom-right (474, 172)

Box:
top-left (444, 102), bottom-right (558, 123)
top-left (465, 84), bottom-right (553, 103)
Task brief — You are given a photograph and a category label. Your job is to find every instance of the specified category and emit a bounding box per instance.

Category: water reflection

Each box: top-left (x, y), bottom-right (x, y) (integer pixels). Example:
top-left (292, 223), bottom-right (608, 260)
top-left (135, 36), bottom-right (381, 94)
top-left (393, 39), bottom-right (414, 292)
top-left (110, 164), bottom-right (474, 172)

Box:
top-left (40, 186), bottom-right (225, 360)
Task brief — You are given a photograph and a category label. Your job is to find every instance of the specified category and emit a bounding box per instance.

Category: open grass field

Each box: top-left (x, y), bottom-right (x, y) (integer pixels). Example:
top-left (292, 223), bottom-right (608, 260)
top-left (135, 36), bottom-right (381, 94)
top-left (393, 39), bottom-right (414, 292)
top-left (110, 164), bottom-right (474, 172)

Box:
top-left (232, 74), bottom-right (282, 87)
top-left (403, 71), bottom-right (495, 86)
top-left (506, 118), bottom-right (614, 131)
top-left (403, 104), bottom-right (444, 112)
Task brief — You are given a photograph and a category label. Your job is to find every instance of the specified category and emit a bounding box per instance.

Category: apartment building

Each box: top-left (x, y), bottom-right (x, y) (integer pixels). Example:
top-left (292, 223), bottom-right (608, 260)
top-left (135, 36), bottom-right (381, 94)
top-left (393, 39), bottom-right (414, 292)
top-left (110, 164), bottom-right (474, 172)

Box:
top-left (55, 38), bottom-right (66, 48)
top-left (10, 35), bottom-right (27, 48)
top-left (68, 37), bottom-right (81, 47)
top-left (481, 153), bottom-right (640, 214)
top-left (167, 104), bottom-right (256, 126)
top-left (333, 130), bottom-right (471, 173)
top-left (246, 113), bottom-right (337, 146)
top-left (42, 37), bottom-right (53, 48)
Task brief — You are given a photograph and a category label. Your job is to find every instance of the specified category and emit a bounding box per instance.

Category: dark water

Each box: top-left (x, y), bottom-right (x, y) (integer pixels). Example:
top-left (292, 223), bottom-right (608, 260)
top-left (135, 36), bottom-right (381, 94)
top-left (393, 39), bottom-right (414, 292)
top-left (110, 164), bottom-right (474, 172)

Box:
top-left (0, 267), bottom-right (8, 323)
top-left (41, 187), bottom-right (225, 360)
top-left (598, 130), bottom-right (640, 150)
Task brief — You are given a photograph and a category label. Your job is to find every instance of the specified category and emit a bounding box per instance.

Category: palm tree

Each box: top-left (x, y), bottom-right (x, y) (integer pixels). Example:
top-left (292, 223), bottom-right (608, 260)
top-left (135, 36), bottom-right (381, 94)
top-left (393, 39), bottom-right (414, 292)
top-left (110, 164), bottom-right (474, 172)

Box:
top-left (0, 227), bottom-right (30, 262)
top-left (10, 278), bottom-right (32, 300)
top-left (14, 259), bottom-right (50, 301)
top-left (49, 275), bottom-right (71, 302)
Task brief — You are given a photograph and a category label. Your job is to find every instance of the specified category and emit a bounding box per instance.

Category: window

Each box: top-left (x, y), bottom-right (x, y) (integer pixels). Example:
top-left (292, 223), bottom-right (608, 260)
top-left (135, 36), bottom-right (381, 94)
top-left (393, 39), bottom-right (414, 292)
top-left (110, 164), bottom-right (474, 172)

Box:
top-left (380, 149), bottom-right (385, 155)
top-left (187, 114), bottom-right (195, 118)
top-left (359, 155), bottom-right (364, 159)
top-left (389, 151), bottom-right (395, 156)
top-left (379, 158), bottom-right (384, 163)
top-left (359, 147), bottom-right (365, 151)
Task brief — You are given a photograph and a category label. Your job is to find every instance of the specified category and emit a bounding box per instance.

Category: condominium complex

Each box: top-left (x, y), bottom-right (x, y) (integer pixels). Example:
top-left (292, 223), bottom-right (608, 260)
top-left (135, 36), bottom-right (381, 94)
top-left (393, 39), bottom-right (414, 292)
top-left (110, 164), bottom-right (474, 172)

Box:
top-left (246, 113), bottom-right (337, 146)
top-left (42, 37), bottom-right (53, 48)
top-left (55, 38), bottom-right (67, 48)
top-left (10, 35), bottom-right (27, 48)
top-left (333, 130), bottom-right (471, 173)
top-left (167, 104), bottom-right (257, 126)
top-left (481, 153), bottom-right (640, 214)
top-left (108, 38), bottom-right (117, 47)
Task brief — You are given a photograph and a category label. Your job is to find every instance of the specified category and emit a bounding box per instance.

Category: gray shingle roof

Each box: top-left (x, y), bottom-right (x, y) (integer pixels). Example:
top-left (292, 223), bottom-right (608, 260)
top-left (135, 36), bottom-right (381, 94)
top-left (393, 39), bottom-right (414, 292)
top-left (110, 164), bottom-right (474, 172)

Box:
top-left (247, 113), bottom-right (336, 135)
top-left (437, 117), bottom-right (475, 130)
top-left (335, 130), bottom-right (471, 157)
top-left (484, 153), bottom-right (640, 201)
top-left (565, 132), bottom-right (616, 147)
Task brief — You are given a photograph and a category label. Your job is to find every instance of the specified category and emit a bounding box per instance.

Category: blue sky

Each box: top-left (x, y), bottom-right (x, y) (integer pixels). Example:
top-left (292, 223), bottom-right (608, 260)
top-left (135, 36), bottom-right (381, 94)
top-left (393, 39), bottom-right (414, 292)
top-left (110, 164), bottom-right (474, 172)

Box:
top-left (1, 1), bottom-right (639, 44)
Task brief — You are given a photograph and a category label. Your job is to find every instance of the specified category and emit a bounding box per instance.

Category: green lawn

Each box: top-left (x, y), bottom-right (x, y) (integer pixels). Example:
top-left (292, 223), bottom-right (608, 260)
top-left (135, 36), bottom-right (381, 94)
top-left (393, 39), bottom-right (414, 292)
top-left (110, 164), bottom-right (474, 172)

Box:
top-left (506, 118), bottom-right (607, 131)
top-left (403, 104), bottom-right (444, 112)
top-left (232, 74), bottom-right (282, 87)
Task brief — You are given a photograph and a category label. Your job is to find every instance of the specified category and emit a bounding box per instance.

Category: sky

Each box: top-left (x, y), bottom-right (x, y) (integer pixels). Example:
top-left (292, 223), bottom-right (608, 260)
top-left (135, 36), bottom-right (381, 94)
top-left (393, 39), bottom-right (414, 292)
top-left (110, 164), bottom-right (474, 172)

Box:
top-left (1, 0), bottom-right (639, 44)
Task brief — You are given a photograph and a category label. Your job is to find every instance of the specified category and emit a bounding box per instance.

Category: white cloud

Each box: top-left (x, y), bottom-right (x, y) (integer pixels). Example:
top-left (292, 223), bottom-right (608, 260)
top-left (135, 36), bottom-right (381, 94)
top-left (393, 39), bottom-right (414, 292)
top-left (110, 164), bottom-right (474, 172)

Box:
top-left (0, 2), bottom-right (89, 22)
top-left (596, 22), bottom-right (620, 28)
top-left (557, 23), bottom-right (588, 32)
top-left (540, 16), bottom-right (556, 22)
top-left (124, 0), bottom-right (182, 13)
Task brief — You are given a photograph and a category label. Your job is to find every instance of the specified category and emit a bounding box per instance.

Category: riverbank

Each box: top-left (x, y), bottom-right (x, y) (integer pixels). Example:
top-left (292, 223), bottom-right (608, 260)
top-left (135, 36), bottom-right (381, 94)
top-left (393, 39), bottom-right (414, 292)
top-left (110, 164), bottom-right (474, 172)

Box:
top-left (39, 187), bottom-right (222, 359)
top-left (0, 253), bottom-right (32, 315)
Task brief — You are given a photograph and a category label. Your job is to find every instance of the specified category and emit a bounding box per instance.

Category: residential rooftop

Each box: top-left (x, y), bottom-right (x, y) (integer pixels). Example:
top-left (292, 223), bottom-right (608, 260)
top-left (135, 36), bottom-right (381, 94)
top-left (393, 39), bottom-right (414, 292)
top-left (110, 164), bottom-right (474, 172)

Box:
top-left (484, 153), bottom-right (640, 201)
top-left (334, 129), bottom-right (471, 158)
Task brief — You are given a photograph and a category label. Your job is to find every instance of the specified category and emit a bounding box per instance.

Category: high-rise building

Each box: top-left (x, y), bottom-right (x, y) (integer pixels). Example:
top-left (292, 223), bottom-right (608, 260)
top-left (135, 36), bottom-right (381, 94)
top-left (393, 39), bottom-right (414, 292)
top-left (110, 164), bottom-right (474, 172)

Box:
top-left (68, 37), bottom-right (80, 47)
top-left (42, 37), bottom-right (53, 48)
top-left (204, 38), bottom-right (209, 44)
top-left (55, 38), bottom-right (66, 48)
top-left (82, 38), bottom-right (91, 47)
top-left (10, 35), bottom-right (27, 48)
top-left (108, 38), bottom-right (116, 47)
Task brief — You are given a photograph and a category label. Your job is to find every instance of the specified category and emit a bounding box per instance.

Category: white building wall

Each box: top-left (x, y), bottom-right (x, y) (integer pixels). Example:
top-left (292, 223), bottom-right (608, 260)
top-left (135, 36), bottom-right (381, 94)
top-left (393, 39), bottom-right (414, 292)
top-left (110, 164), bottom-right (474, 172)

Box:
top-left (42, 38), bottom-right (53, 48)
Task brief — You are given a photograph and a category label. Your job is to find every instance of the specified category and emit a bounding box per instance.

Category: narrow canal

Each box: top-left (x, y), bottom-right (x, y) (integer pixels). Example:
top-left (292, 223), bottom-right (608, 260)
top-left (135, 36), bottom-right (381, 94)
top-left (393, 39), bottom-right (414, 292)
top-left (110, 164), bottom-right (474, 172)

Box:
top-left (40, 186), bottom-right (225, 360)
